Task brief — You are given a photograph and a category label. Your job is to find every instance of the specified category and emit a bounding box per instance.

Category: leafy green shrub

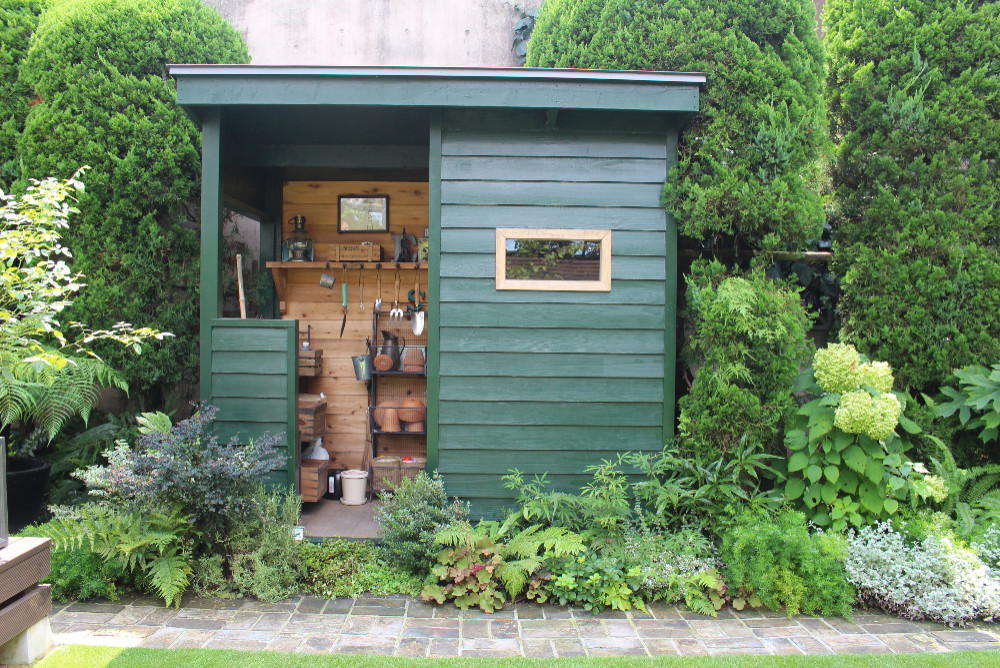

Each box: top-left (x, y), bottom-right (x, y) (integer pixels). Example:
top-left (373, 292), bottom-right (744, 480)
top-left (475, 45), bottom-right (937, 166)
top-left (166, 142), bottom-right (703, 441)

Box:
top-left (630, 442), bottom-right (783, 535)
top-left (13, 0), bottom-right (249, 403)
top-left (217, 486), bottom-right (304, 602)
top-left (375, 471), bottom-right (469, 574)
top-left (912, 436), bottom-right (1000, 538)
top-left (297, 540), bottom-right (422, 599)
top-left (847, 519), bottom-right (1000, 625)
top-left (720, 508), bottom-right (855, 618)
top-left (784, 344), bottom-right (921, 530)
top-left (502, 459), bottom-right (632, 542)
top-left (421, 519), bottom-right (584, 612)
top-left (544, 552), bottom-right (648, 614)
top-left (528, 0), bottom-right (826, 250)
top-left (938, 363), bottom-right (1000, 447)
top-left (825, 0), bottom-right (1000, 392)
top-left (0, 0), bottom-right (44, 189)
top-left (973, 525), bottom-right (1000, 575)
top-left (39, 504), bottom-right (197, 606)
top-left (75, 405), bottom-right (283, 543)
top-left (20, 525), bottom-right (120, 602)
top-left (679, 261), bottom-right (812, 459)
top-left (1, 172), bottom-right (165, 440)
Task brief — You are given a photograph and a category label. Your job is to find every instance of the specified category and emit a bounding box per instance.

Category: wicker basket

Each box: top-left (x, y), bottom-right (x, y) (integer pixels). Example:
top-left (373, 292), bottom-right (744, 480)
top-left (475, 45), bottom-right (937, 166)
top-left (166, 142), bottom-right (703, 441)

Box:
top-left (371, 456), bottom-right (402, 492)
top-left (400, 456), bottom-right (426, 483)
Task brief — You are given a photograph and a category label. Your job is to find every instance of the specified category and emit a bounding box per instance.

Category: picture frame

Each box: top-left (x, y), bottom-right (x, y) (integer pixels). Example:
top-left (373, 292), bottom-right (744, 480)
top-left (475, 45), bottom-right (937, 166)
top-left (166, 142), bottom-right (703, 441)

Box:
top-left (338, 195), bottom-right (389, 233)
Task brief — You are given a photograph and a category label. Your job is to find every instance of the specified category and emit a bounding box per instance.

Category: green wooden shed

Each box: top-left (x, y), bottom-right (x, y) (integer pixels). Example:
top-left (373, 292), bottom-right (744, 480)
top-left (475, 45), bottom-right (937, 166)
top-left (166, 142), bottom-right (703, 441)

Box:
top-left (171, 65), bottom-right (704, 525)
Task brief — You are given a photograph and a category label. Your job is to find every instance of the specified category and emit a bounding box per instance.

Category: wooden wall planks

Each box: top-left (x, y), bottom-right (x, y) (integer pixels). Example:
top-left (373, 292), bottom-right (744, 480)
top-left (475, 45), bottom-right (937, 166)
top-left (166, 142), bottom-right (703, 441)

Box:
top-left (280, 181), bottom-right (430, 470)
top-left (437, 109), bottom-right (673, 518)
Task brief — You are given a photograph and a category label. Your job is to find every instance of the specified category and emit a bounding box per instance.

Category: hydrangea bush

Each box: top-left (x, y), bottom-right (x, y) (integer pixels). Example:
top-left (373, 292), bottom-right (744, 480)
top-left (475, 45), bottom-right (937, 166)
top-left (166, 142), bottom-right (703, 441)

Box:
top-left (847, 521), bottom-right (1000, 625)
top-left (783, 344), bottom-right (921, 530)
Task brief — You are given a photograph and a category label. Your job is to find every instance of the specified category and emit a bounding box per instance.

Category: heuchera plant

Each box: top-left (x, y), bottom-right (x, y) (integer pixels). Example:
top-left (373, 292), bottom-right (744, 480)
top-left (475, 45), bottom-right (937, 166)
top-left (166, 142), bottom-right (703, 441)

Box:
top-left (783, 343), bottom-right (921, 530)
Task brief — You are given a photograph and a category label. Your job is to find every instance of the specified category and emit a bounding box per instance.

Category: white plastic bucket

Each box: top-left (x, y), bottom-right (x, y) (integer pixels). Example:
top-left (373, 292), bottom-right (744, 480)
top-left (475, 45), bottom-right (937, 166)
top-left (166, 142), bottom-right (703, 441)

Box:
top-left (340, 469), bottom-right (368, 506)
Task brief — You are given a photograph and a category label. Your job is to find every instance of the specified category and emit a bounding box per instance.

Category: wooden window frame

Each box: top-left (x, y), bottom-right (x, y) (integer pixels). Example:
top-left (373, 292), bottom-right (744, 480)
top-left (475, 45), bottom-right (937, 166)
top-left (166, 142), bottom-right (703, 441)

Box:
top-left (495, 228), bottom-right (612, 292)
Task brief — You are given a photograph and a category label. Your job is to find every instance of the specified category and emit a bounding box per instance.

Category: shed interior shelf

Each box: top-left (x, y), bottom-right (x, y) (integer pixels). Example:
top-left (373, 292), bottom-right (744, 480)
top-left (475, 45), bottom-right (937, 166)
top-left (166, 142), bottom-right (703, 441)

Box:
top-left (265, 261), bottom-right (425, 315)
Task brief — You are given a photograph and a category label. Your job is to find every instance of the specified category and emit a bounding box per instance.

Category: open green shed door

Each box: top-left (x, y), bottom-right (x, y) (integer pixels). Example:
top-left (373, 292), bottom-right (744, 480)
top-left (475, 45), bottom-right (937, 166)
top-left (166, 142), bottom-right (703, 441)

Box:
top-left (208, 318), bottom-right (299, 491)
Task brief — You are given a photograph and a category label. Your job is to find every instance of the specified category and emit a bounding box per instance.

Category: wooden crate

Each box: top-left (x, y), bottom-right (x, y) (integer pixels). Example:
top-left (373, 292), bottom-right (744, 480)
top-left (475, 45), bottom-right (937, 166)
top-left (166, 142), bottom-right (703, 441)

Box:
top-left (297, 394), bottom-right (327, 442)
top-left (327, 243), bottom-right (381, 262)
top-left (298, 348), bottom-right (323, 377)
top-left (0, 537), bottom-right (52, 646)
top-left (300, 459), bottom-right (331, 503)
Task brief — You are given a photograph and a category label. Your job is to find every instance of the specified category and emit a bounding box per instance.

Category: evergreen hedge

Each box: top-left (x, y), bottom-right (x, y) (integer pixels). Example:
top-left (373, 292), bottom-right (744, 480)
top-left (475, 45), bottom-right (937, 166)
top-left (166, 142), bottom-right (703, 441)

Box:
top-left (527, 0), bottom-right (827, 250)
top-left (15, 0), bottom-right (248, 404)
top-left (825, 0), bottom-right (1000, 392)
top-left (0, 0), bottom-right (44, 190)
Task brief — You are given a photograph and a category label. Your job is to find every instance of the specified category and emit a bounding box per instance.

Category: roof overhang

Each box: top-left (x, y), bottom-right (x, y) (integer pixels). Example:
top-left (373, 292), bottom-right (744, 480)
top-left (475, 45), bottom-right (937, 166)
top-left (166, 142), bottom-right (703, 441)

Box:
top-left (170, 65), bottom-right (705, 118)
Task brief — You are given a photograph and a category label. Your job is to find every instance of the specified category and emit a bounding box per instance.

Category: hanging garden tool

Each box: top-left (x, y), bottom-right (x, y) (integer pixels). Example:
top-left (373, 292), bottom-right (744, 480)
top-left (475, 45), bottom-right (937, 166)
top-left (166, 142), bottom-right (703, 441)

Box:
top-left (390, 264), bottom-right (404, 324)
top-left (358, 264), bottom-right (365, 312)
top-left (340, 263), bottom-right (348, 338)
top-left (374, 263), bottom-right (383, 313)
top-left (408, 263), bottom-right (426, 335)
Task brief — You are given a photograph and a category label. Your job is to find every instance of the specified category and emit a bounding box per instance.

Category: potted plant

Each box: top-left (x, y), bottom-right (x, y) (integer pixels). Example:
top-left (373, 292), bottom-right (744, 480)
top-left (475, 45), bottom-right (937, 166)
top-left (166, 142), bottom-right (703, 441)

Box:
top-left (4, 437), bottom-right (52, 535)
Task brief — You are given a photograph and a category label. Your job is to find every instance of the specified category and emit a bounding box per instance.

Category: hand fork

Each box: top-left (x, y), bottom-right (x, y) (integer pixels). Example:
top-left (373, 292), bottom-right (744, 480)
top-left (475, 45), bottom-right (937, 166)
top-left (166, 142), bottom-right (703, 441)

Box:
top-left (390, 265), bottom-right (404, 324)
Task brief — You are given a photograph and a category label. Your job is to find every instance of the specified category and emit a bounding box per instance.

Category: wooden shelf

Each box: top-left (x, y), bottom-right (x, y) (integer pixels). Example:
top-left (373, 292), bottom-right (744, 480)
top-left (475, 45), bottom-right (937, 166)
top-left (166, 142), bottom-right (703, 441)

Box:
top-left (265, 261), bottom-right (426, 314)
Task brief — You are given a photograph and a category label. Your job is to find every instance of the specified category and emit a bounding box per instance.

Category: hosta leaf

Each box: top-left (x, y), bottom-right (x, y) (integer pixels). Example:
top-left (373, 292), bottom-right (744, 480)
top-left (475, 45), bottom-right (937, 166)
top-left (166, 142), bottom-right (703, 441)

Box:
top-left (788, 452), bottom-right (809, 473)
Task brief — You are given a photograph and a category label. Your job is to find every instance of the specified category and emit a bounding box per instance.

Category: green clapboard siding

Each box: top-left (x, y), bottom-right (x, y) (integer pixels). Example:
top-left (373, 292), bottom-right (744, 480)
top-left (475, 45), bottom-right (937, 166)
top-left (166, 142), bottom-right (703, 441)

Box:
top-left (438, 109), bottom-right (677, 517)
top-left (209, 318), bottom-right (298, 492)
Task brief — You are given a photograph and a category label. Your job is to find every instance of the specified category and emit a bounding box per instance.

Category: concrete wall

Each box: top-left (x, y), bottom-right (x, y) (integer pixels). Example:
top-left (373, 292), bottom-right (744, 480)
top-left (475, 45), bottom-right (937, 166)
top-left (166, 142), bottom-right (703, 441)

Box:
top-left (204, 0), bottom-right (543, 67)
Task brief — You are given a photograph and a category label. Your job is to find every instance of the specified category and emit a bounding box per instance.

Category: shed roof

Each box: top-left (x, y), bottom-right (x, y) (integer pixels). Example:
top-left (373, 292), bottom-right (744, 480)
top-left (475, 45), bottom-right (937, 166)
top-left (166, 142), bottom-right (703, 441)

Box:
top-left (170, 65), bottom-right (705, 115)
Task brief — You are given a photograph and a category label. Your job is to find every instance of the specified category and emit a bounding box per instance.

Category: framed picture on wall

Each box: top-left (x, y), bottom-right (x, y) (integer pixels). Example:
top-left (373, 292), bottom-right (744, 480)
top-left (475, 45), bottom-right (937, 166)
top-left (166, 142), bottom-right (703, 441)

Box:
top-left (338, 195), bottom-right (389, 232)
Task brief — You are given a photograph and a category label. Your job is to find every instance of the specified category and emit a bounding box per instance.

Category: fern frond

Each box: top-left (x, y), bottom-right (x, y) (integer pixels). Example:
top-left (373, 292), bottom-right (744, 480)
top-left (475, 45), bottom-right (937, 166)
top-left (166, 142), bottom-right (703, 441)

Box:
top-left (433, 521), bottom-right (477, 548)
top-left (501, 557), bottom-right (541, 597)
top-left (146, 549), bottom-right (192, 607)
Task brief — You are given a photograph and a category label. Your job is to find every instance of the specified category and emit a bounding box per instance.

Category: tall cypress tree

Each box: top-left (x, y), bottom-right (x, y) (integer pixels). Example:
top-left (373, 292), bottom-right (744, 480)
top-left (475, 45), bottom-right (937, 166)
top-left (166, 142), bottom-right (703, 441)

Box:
top-left (15, 0), bottom-right (249, 405)
top-left (825, 0), bottom-right (1000, 391)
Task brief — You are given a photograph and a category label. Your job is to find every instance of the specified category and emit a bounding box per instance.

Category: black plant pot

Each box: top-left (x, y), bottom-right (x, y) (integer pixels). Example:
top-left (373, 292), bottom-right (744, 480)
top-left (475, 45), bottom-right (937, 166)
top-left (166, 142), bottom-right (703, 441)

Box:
top-left (6, 456), bottom-right (51, 534)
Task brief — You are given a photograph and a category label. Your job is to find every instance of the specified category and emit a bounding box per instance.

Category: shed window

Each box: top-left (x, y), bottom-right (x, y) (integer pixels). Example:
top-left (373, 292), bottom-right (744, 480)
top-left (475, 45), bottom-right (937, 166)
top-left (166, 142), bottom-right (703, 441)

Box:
top-left (495, 228), bottom-right (611, 292)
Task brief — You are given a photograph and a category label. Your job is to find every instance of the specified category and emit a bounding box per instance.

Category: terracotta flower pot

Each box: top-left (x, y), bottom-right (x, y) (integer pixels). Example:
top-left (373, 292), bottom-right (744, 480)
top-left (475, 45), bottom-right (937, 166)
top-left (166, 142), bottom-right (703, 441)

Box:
top-left (398, 397), bottom-right (425, 423)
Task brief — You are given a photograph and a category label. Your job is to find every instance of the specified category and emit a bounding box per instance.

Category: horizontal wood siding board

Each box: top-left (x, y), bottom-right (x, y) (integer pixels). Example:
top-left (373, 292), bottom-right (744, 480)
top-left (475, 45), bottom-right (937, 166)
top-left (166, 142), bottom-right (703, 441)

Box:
top-left (439, 377), bottom-right (663, 403)
top-left (439, 401), bottom-right (662, 426)
top-left (444, 474), bottom-right (597, 499)
top-left (439, 279), bottom-right (664, 305)
top-left (439, 303), bottom-right (664, 330)
top-left (441, 156), bottom-right (665, 183)
top-left (442, 134), bottom-right (667, 159)
top-left (442, 205), bottom-right (666, 232)
top-left (465, 499), bottom-right (512, 521)
top-left (213, 421), bottom-right (289, 442)
top-left (441, 181), bottom-right (664, 207)
top-left (440, 254), bottom-right (664, 280)
top-left (212, 374), bottom-right (290, 399)
top-left (439, 328), bottom-right (663, 354)
top-left (211, 351), bottom-right (288, 374)
top-left (213, 397), bottom-right (290, 423)
top-left (439, 353), bottom-right (665, 379)
top-left (210, 327), bottom-right (291, 351)
top-left (441, 228), bottom-right (665, 257)
top-left (439, 450), bottom-right (648, 474)
top-left (439, 424), bottom-right (662, 450)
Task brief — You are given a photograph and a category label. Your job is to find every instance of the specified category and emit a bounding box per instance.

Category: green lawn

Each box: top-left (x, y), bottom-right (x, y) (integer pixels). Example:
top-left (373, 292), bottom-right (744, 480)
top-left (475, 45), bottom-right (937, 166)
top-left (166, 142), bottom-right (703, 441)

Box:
top-left (36, 646), bottom-right (1000, 668)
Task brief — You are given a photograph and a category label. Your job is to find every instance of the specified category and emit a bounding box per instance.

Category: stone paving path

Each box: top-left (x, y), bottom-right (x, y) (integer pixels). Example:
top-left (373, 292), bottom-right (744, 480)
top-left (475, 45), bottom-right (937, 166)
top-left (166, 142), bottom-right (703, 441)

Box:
top-left (49, 594), bottom-right (1000, 658)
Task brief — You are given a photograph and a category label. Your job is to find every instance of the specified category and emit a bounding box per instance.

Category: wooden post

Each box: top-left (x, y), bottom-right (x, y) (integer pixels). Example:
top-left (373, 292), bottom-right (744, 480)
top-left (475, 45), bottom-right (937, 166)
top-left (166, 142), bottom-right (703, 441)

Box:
top-left (200, 107), bottom-right (223, 402)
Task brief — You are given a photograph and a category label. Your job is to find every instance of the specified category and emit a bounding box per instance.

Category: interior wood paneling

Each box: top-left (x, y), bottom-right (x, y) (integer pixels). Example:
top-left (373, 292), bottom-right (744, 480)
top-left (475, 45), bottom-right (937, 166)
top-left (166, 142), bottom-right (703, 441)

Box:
top-left (280, 181), bottom-right (429, 470)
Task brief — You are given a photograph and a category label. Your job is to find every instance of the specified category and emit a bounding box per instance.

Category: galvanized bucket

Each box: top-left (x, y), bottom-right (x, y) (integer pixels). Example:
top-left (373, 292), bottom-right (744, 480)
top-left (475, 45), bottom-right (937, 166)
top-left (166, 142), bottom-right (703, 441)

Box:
top-left (1, 438), bottom-right (7, 549)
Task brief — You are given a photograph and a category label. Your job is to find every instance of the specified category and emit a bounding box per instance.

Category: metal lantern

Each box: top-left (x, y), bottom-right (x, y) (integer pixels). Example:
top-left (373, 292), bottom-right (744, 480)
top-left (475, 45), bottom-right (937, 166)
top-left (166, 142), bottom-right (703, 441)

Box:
top-left (285, 215), bottom-right (314, 262)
